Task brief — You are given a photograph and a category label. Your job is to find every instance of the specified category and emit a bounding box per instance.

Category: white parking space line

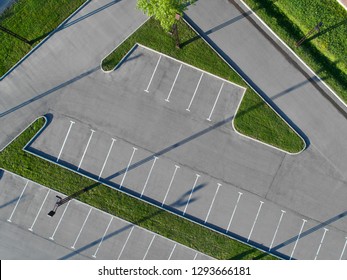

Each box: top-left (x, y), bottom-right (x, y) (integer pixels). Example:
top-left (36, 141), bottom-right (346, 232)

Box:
top-left (165, 64), bottom-right (182, 102)
top-left (141, 156), bottom-right (158, 198)
top-left (98, 138), bottom-right (116, 180)
top-left (193, 253), bottom-right (198, 260)
top-left (289, 219), bottom-right (307, 260)
top-left (29, 189), bottom-right (51, 231)
top-left (57, 120), bottom-right (74, 162)
top-left (71, 207), bottom-right (92, 249)
top-left (186, 72), bottom-right (203, 111)
top-left (339, 237), bottom-right (347, 260)
top-left (269, 210), bottom-right (286, 251)
top-left (49, 201), bottom-right (71, 240)
top-left (204, 183), bottom-right (222, 224)
top-left (119, 147), bottom-right (137, 189)
top-left (144, 55), bottom-right (162, 93)
top-left (207, 82), bottom-right (224, 122)
top-left (247, 201), bottom-right (264, 242)
top-left (225, 192), bottom-right (243, 233)
top-left (92, 216), bottom-right (113, 258)
top-left (143, 235), bottom-right (156, 260)
top-left (77, 129), bottom-right (95, 171)
top-left (117, 226), bottom-right (135, 260)
top-left (183, 174), bottom-right (200, 216)
top-left (314, 228), bottom-right (329, 260)
top-left (7, 180), bottom-right (29, 223)
top-left (161, 165), bottom-right (180, 207)
top-left (168, 244), bottom-right (176, 260)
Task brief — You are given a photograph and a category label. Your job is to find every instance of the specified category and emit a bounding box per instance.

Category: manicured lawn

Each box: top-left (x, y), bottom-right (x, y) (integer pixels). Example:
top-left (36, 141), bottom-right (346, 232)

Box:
top-left (103, 17), bottom-right (305, 153)
top-left (243, 0), bottom-right (347, 102)
top-left (0, 0), bottom-right (86, 77)
top-left (0, 117), bottom-right (277, 260)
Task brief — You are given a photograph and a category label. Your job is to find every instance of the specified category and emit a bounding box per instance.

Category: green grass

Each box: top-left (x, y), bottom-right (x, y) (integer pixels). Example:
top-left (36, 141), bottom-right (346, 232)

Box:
top-left (0, 0), bottom-right (86, 77)
top-left (0, 117), bottom-right (277, 260)
top-left (243, 0), bottom-right (347, 102)
top-left (103, 18), bottom-right (305, 153)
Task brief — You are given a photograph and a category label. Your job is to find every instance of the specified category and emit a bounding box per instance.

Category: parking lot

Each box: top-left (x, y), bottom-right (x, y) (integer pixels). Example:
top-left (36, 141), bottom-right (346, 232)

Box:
top-left (0, 169), bottom-right (211, 260)
top-left (25, 45), bottom-right (347, 259)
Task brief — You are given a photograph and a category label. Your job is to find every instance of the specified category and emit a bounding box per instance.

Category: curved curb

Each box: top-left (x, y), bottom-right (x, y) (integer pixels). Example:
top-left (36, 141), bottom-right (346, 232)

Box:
top-left (0, 0), bottom-right (92, 81)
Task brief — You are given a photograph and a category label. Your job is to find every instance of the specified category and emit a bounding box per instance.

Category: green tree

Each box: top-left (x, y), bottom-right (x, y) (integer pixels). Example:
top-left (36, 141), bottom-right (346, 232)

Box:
top-left (137, 0), bottom-right (196, 47)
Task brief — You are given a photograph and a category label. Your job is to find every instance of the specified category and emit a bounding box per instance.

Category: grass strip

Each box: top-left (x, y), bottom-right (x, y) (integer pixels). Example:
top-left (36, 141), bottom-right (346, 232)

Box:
top-left (0, 0), bottom-right (86, 77)
top-left (0, 117), bottom-right (277, 260)
top-left (242, 0), bottom-right (347, 102)
top-left (102, 17), bottom-right (305, 153)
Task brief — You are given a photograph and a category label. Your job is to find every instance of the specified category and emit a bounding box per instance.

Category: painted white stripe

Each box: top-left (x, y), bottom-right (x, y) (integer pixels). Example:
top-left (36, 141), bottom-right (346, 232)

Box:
top-left (165, 64), bottom-right (183, 102)
top-left (144, 55), bottom-right (162, 92)
top-left (49, 201), bottom-right (71, 240)
top-left (225, 192), bottom-right (243, 233)
top-left (289, 219), bottom-right (307, 260)
top-left (29, 189), bottom-right (50, 231)
top-left (117, 226), bottom-right (135, 260)
top-left (168, 244), bottom-right (176, 260)
top-left (269, 210), bottom-right (286, 251)
top-left (186, 72), bottom-right (204, 111)
top-left (193, 252), bottom-right (198, 260)
top-left (204, 183), bottom-right (222, 224)
top-left (161, 165), bottom-right (180, 207)
top-left (7, 180), bottom-right (29, 223)
top-left (143, 235), bottom-right (156, 260)
top-left (339, 237), bottom-right (347, 260)
top-left (77, 129), bottom-right (95, 171)
top-left (98, 138), bottom-right (116, 180)
top-left (119, 147), bottom-right (137, 189)
top-left (92, 216), bottom-right (113, 258)
top-left (141, 156), bottom-right (158, 197)
top-left (71, 207), bottom-right (92, 249)
top-left (207, 82), bottom-right (224, 121)
top-left (183, 174), bottom-right (200, 215)
top-left (314, 228), bottom-right (329, 260)
top-left (57, 121), bottom-right (74, 162)
top-left (247, 201), bottom-right (264, 242)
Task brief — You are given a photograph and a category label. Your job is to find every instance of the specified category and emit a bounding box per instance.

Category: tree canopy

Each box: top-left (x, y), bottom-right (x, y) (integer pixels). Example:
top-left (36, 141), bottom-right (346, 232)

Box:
top-left (137, 0), bottom-right (196, 31)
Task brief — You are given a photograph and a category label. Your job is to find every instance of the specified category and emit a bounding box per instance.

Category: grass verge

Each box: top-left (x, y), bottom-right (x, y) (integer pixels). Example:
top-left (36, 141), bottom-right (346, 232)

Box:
top-left (0, 0), bottom-right (86, 77)
top-left (242, 0), bottom-right (347, 102)
top-left (102, 17), bottom-right (305, 153)
top-left (0, 117), bottom-right (277, 260)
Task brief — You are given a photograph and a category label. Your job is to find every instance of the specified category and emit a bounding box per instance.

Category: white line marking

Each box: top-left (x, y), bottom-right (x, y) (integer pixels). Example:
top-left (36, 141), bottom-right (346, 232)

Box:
top-left (71, 207), bottom-right (92, 249)
top-left (143, 235), bottom-right (156, 260)
top-left (29, 189), bottom-right (50, 231)
top-left (7, 180), bottom-right (28, 223)
top-left (193, 252), bottom-right (198, 260)
top-left (117, 226), bottom-right (134, 260)
top-left (225, 192), bottom-right (243, 233)
top-left (49, 201), bottom-right (71, 240)
top-left (141, 156), bottom-right (158, 197)
top-left (161, 165), bottom-right (180, 207)
top-left (119, 147), bottom-right (137, 189)
top-left (204, 183), bottom-right (222, 224)
top-left (165, 64), bottom-right (182, 102)
top-left (314, 228), bottom-right (329, 260)
top-left (339, 237), bottom-right (347, 260)
top-left (144, 55), bottom-right (162, 93)
top-left (98, 138), bottom-right (116, 180)
top-left (92, 216), bottom-right (113, 258)
top-left (168, 244), bottom-right (176, 260)
top-left (186, 72), bottom-right (203, 111)
top-left (77, 129), bottom-right (95, 171)
top-left (183, 174), bottom-right (200, 215)
top-left (269, 210), bottom-right (286, 251)
top-left (57, 121), bottom-right (74, 162)
top-left (207, 82), bottom-right (224, 121)
top-left (247, 201), bottom-right (264, 242)
top-left (289, 219), bottom-right (307, 260)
